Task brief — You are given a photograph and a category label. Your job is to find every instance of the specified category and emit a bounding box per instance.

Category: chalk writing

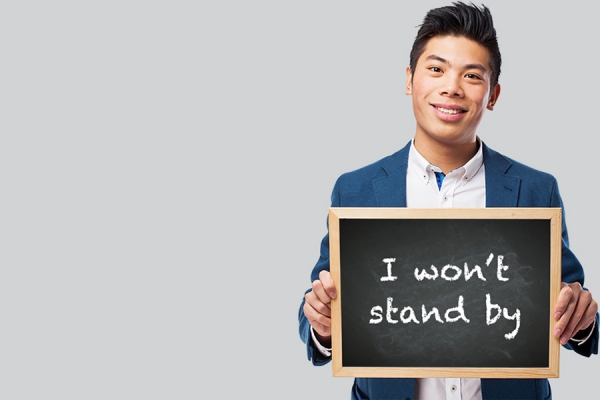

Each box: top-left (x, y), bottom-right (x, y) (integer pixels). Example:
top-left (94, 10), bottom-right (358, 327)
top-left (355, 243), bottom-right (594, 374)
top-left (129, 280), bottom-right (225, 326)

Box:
top-left (381, 258), bottom-right (398, 282)
top-left (370, 254), bottom-right (519, 340)
top-left (411, 253), bottom-right (506, 283)
top-left (369, 296), bottom-right (470, 324)
top-left (486, 294), bottom-right (521, 339)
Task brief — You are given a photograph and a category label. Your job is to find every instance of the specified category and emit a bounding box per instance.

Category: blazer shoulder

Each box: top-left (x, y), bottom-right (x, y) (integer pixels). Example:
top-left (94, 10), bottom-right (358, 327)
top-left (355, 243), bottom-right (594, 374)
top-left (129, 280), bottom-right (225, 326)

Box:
top-left (484, 144), bottom-right (561, 207)
top-left (335, 143), bottom-right (410, 189)
top-left (330, 142), bottom-right (410, 207)
top-left (484, 144), bottom-right (557, 183)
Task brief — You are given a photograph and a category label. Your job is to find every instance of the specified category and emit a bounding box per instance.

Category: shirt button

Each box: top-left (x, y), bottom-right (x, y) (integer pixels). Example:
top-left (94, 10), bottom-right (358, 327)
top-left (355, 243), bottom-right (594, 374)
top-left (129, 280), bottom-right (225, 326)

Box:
top-left (450, 384), bottom-right (457, 392)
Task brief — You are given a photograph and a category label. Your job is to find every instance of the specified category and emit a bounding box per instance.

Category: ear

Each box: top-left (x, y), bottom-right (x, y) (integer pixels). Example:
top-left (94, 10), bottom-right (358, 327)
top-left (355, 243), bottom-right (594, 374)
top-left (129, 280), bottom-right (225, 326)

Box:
top-left (405, 66), bottom-right (413, 95)
top-left (487, 83), bottom-right (501, 110)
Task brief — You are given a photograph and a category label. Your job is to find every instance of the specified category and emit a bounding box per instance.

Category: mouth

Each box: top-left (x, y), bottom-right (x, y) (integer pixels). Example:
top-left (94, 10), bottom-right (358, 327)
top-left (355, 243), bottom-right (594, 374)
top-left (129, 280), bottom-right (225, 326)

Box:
top-left (434, 106), bottom-right (466, 115)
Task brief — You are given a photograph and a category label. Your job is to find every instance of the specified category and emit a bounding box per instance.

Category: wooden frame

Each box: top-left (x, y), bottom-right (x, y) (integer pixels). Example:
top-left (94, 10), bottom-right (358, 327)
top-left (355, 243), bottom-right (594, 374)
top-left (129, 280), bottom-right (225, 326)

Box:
top-left (328, 207), bottom-right (562, 378)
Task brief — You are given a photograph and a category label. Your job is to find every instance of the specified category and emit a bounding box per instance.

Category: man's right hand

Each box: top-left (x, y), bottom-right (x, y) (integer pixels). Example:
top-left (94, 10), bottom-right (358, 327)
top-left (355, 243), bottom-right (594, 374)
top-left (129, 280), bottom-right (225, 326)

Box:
top-left (303, 270), bottom-right (337, 346)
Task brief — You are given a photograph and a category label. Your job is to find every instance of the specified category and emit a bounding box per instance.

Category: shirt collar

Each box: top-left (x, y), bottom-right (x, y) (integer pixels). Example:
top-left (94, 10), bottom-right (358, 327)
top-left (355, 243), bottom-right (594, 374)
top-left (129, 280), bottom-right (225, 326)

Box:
top-left (408, 140), bottom-right (434, 185)
top-left (408, 137), bottom-right (484, 184)
top-left (461, 138), bottom-right (484, 183)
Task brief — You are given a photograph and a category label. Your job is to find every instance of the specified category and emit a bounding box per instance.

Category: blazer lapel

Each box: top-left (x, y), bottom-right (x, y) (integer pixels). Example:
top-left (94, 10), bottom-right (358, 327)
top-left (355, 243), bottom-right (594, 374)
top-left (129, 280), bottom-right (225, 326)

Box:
top-left (372, 142), bottom-right (410, 207)
top-left (482, 144), bottom-right (521, 207)
top-left (370, 142), bottom-right (520, 208)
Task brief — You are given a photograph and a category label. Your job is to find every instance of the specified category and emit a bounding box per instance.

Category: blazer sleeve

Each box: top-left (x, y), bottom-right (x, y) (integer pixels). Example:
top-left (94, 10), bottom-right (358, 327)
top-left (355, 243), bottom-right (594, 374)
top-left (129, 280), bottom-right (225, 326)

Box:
top-left (550, 177), bottom-right (599, 357)
top-left (298, 179), bottom-right (343, 366)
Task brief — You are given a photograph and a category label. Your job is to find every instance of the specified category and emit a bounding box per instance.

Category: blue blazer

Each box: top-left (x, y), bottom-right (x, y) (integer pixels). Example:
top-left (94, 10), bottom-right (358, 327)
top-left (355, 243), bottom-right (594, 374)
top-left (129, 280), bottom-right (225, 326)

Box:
top-left (299, 141), bottom-right (599, 400)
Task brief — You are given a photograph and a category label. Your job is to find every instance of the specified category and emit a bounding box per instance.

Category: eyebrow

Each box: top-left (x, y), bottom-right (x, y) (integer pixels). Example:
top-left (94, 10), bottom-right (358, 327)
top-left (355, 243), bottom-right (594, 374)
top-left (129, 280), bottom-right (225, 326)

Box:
top-left (425, 54), bottom-right (488, 74)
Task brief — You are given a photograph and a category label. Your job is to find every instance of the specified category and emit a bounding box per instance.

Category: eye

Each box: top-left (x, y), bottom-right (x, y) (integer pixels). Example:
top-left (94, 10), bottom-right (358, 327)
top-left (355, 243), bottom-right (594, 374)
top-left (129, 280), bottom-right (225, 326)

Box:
top-left (465, 73), bottom-right (482, 80)
top-left (429, 66), bottom-right (442, 73)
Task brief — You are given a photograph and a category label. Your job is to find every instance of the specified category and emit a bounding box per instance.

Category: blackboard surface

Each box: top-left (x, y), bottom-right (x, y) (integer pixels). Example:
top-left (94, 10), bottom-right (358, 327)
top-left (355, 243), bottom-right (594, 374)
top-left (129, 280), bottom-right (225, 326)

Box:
top-left (328, 208), bottom-right (561, 378)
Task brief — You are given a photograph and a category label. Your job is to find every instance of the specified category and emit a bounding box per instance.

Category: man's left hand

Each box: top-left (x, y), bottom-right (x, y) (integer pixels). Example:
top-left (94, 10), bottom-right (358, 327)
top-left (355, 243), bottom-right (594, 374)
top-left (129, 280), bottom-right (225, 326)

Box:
top-left (554, 282), bottom-right (598, 345)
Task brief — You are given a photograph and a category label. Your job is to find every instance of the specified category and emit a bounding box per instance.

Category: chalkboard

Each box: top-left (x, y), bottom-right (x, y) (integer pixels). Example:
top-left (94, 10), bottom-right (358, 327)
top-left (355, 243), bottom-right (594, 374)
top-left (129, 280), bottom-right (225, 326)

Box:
top-left (328, 208), bottom-right (562, 378)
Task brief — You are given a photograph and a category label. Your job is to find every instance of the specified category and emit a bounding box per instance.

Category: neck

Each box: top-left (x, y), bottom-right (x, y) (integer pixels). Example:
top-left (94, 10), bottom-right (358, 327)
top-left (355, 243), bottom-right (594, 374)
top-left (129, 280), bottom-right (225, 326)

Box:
top-left (413, 136), bottom-right (479, 175)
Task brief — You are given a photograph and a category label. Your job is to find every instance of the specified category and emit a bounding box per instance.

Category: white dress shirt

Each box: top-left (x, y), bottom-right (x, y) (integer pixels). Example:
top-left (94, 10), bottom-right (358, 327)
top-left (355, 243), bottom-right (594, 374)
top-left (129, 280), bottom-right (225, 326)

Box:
top-left (406, 139), bottom-right (485, 209)
top-left (407, 139), bottom-right (484, 400)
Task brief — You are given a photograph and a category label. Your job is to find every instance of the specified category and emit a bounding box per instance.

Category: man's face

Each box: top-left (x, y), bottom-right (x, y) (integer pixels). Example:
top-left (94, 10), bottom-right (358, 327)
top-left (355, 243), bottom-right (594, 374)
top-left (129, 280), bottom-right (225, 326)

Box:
top-left (406, 35), bottom-right (500, 147)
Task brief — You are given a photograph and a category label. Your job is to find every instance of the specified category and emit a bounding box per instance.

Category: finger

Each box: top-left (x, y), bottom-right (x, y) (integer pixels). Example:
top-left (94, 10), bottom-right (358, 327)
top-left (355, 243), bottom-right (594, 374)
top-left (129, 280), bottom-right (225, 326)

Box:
top-left (303, 296), bottom-right (331, 323)
top-left (310, 316), bottom-right (331, 338)
top-left (559, 291), bottom-right (588, 344)
top-left (562, 291), bottom-right (597, 343)
top-left (553, 284), bottom-right (577, 341)
top-left (577, 297), bottom-right (598, 332)
top-left (319, 270), bottom-right (337, 299)
top-left (572, 314), bottom-right (597, 337)
top-left (303, 300), bottom-right (332, 337)
top-left (311, 279), bottom-right (333, 308)
top-left (554, 283), bottom-right (574, 320)
top-left (305, 289), bottom-right (331, 318)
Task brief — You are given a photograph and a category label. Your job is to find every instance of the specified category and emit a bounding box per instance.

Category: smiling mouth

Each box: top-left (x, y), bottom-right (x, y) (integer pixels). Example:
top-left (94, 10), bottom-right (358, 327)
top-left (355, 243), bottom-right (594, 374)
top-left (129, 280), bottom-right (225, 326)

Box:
top-left (435, 106), bottom-right (466, 115)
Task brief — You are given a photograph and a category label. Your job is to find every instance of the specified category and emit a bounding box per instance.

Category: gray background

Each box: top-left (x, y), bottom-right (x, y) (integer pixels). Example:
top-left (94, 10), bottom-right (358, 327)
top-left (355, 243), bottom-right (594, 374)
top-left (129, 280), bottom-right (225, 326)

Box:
top-left (1, 1), bottom-right (597, 398)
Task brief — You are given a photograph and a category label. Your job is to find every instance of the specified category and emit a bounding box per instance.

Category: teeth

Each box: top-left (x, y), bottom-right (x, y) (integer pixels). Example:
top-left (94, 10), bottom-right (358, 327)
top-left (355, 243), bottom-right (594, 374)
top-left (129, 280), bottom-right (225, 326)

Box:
top-left (436, 107), bottom-right (462, 115)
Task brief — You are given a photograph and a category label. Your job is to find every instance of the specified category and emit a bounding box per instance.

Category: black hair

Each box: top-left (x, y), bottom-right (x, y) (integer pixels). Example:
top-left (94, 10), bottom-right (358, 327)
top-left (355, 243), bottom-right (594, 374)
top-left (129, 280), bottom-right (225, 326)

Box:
top-left (409, 2), bottom-right (501, 89)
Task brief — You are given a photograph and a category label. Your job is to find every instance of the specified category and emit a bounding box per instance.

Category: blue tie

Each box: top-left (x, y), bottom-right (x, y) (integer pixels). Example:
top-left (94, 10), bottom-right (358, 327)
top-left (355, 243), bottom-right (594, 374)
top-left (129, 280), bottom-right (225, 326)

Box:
top-left (434, 171), bottom-right (445, 190)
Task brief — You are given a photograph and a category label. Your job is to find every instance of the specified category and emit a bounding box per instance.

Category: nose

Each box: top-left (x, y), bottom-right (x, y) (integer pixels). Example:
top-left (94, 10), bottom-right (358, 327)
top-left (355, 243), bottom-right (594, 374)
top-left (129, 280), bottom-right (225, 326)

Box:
top-left (438, 74), bottom-right (463, 97)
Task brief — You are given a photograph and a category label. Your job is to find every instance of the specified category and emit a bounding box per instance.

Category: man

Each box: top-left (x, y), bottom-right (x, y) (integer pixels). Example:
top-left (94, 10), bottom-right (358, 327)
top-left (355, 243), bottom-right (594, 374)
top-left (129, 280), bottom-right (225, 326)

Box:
top-left (298, 2), bottom-right (599, 399)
